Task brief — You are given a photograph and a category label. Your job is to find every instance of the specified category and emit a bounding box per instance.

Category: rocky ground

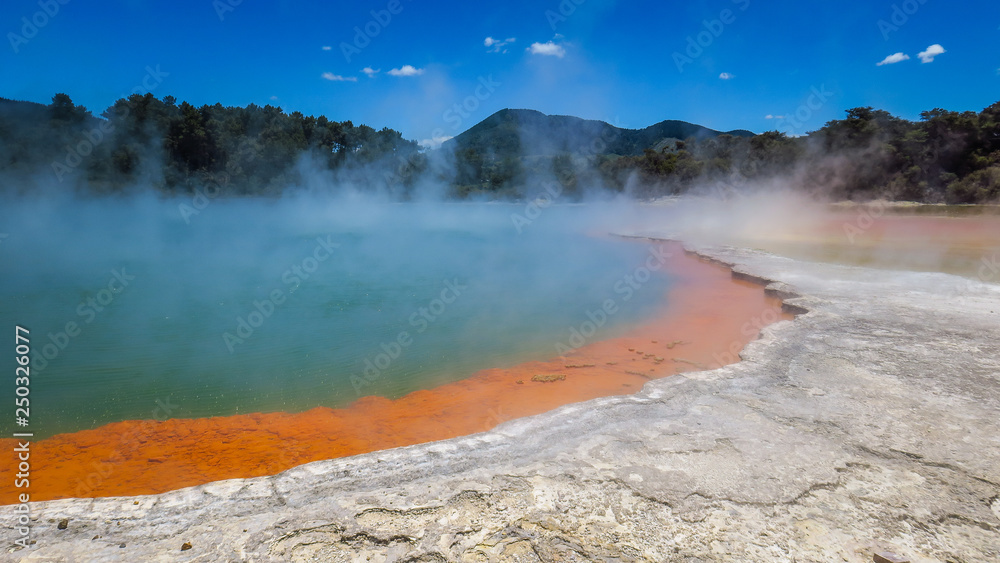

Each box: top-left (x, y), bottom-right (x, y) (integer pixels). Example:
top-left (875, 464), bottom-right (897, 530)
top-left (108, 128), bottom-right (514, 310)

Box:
top-left (5, 242), bottom-right (999, 562)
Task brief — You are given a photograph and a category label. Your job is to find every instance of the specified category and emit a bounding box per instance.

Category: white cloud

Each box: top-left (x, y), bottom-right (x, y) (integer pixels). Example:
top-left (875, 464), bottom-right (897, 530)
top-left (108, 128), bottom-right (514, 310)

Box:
top-left (321, 72), bottom-right (357, 82)
top-left (719, 72), bottom-right (734, 80)
top-left (418, 135), bottom-right (454, 149)
top-left (484, 36), bottom-right (516, 53)
top-left (877, 52), bottom-right (910, 66)
top-left (269, 95), bottom-right (279, 101)
top-left (918, 44), bottom-right (945, 63)
top-left (321, 46), bottom-right (331, 51)
top-left (362, 67), bottom-right (380, 77)
top-left (528, 41), bottom-right (566, 58)
top-left (765, 114), bottom-right (785, 120)
top-left (388, 65), bottom-right (424, 77)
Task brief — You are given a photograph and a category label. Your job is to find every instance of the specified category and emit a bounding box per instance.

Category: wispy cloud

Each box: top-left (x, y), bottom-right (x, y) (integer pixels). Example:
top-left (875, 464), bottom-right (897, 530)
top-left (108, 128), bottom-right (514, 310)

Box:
top-left (528, 41), bottom-right (566, 58)
top-left (321, 72), bottom-right (357, 82)
top-left (321, 46), bottom-right (331, 51)
top-left (765, 114), bottom-right (785, 120)
top-left (362, 67), bottom-right (380, 78)
top-left (418, 135), bottom-right (454, 149)
top-left (918, 44), bottom-right (945, 63)
top-left (719, 72), bottom-right (734, 80)
top-left (484, 36), bottom-right (516, 53)
top-left (877, 52), bottom-right (910, 66)
top-left (387, 65), bottom-right (424, 77)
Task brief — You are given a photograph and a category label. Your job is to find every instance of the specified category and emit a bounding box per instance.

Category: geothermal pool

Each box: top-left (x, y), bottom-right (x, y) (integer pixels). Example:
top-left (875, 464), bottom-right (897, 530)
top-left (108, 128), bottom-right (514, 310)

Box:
top-left (0, 196), bottom-right (794, 502)
top-left (0, 198), bottom-right (675, 440)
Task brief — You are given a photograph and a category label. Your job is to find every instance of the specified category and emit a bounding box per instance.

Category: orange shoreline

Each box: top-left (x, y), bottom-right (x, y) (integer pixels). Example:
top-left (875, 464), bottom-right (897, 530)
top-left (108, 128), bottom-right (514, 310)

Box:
top-left (0, 241), bottom-right (792, 504)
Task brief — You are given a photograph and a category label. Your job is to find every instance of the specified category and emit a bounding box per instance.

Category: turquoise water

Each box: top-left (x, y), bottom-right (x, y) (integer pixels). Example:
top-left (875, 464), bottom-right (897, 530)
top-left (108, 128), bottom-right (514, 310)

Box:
top-left (0, 196), bottom-right (673, 438)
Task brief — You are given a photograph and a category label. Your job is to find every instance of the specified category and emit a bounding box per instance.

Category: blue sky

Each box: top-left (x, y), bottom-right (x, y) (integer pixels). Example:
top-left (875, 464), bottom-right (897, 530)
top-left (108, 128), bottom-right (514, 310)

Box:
top-left (2, 0), bottom-right (998, 146)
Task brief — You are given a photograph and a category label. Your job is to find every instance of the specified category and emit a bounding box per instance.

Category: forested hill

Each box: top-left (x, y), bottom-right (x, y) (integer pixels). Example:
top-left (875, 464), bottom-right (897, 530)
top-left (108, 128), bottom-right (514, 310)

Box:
top-left (0, 94), bottom-right (421, 196)
top-left (596, 104), bottom-right (1000, 203)
top-left (446, 104), bottom-right (1000, 204)
top-left (444, 108), bottom-right (753, 158)
top-left (2, 94), bottom-right (999, 204)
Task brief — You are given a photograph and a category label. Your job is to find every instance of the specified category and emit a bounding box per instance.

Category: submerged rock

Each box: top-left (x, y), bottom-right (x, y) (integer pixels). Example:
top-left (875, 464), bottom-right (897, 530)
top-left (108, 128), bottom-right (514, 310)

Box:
top-left (530, 374), bottom-right (566, 383)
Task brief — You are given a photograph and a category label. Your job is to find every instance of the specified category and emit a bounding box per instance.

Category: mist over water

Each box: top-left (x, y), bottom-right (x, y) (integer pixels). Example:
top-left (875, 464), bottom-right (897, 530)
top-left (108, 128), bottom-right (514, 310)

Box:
top-left (6, 180), bottom-right (991, 441)
top-left (0, 193), bottom-right (674, 438)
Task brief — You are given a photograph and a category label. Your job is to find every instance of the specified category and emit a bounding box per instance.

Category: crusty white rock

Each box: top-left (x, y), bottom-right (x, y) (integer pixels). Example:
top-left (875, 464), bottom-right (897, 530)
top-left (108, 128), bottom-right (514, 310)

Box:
top-left (7, 242), bottom-right (999, 562)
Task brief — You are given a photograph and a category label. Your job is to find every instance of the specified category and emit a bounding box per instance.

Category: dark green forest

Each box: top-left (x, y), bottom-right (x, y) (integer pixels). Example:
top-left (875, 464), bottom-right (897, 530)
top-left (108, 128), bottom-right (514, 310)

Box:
top-left (2, 94), bottom-right (999, 203)
top-left (0, 94), bottom-right (422, 196)
top-left (448, 106), bottom-right (1000, 203)
top-left (634, 104), bottom-right (1000, 203)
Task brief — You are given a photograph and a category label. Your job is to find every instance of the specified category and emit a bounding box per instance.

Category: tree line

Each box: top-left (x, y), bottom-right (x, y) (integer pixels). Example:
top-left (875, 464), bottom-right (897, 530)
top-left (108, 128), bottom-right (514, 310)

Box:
top-left (2, 94), bottom-right (999, 203)
top-left (585, 104), bottom-right (1000, 203)
top-left (446, 103), bottom-right (1000, 204)
top-left (0, 93), bottom-right (421, 196)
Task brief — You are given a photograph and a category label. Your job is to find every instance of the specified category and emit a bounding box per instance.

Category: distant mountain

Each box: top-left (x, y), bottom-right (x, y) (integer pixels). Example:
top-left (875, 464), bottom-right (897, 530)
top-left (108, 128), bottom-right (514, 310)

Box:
top-left (442, 109), bottom-right (754, 158)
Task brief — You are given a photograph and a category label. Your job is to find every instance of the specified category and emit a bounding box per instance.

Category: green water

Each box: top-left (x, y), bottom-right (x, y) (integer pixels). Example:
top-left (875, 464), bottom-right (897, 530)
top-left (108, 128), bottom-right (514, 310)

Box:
top-left (1, 197), bottom-right (673, 438)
